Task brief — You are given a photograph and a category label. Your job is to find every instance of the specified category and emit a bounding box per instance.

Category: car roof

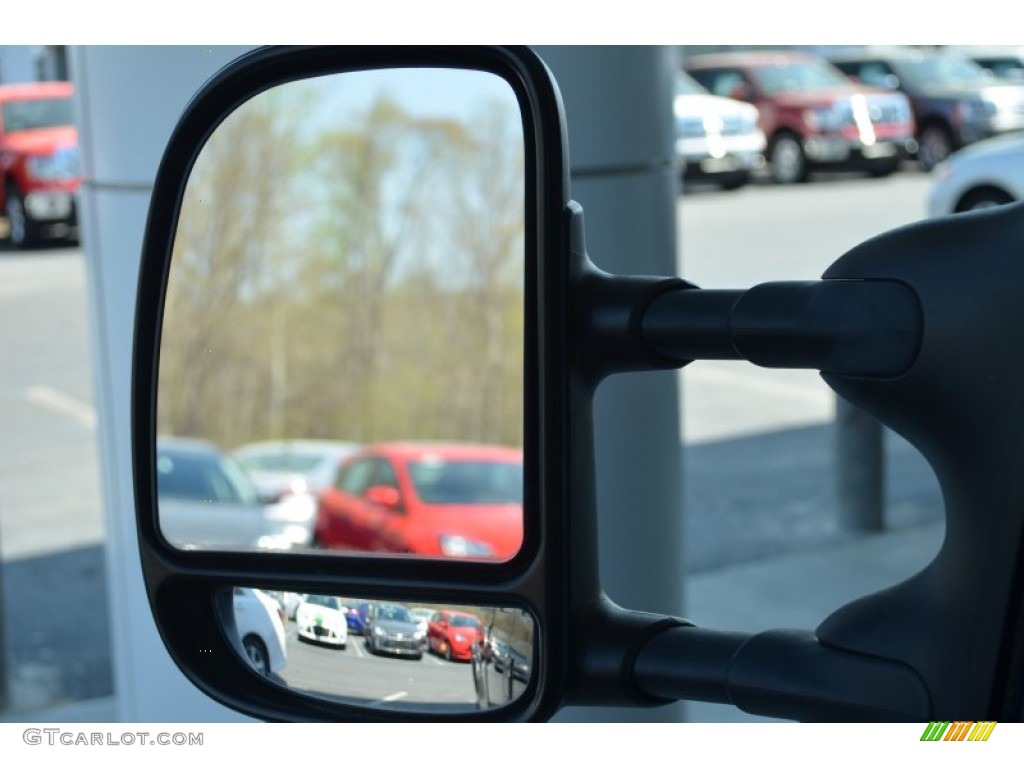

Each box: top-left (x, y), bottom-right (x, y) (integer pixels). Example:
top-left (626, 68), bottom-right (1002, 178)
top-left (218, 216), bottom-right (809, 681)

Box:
top-left (828, 46), bottom-right (967, 64)
top-left (355, 442), bottom-right (523, 461)
top-left (232, 439), bottom-right (360, 456)
top-left (444, 610), bottom-right (480, 619)
top-left (0, 81), bottom-right (74, 102)
top-left (685, 51), bottom-right (824, 70)
top-left (157, 436), bottom-right (224, 456)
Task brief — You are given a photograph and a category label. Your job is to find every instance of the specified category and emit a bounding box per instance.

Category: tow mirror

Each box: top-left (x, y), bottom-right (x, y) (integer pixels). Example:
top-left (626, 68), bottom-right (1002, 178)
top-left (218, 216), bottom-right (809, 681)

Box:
top-left (137, 45), bottom-right (1024, 722)
top-left (135, 45), bottom-right (570, 722)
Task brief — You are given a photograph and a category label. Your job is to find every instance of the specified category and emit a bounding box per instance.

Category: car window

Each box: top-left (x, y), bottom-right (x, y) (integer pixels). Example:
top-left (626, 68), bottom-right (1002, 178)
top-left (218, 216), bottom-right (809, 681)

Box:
top-left (749, 59), bottom-right (851, 95)
top-left (855, 62), bottom-right (896, 89)
top-left (371, 458), bottom-right (400, 490)
top-left (335, 458), bottom-right (376, 494)
top-left (156, 449), bottom-right (260, 504)
top-left (310, 595), bottom-right (341, 610)
top-left (407, 459), bottom-right (523, 504)
top-left (377, 604), bottom-right (412, 622)
top-left (237, 451), bottom-right (324, 473)
top-left (891, 53), bottom-right (987, 89)
top-left (692, 69), bottom-right (749, 99)
top-left (1, 97), bottom-right (74, 132)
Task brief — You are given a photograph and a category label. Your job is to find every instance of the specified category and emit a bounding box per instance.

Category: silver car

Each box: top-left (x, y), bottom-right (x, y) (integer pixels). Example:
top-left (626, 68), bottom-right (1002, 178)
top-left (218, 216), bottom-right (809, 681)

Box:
top-left (156, 437), bottom-right (296, 551)
top-left (928, 133), bottom-right (1024, 216)
top-left (232, 439), bottom-right (360, 548)
top-left (363, 603), bottom-right (424, 659)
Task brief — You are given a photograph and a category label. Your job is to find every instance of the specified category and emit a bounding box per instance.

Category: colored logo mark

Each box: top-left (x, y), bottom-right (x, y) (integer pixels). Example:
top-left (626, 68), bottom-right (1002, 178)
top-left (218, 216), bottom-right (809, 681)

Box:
top-left (920, 721), bottom-right (996, 742)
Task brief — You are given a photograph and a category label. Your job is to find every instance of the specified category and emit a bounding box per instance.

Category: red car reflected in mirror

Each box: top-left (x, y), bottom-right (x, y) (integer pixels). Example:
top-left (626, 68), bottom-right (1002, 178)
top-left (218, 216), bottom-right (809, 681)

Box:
top-left (427, 610), bottom-right (484, 661)
top-left (312, 442), bottom-right (523, 560)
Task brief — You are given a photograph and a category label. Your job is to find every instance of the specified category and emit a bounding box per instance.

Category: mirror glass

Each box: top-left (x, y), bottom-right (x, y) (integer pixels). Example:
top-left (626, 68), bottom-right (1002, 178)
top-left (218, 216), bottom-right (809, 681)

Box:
top-left (157, 69), bottom-right (525, 561)
top-left (227, 588), bottom-right (534, 713)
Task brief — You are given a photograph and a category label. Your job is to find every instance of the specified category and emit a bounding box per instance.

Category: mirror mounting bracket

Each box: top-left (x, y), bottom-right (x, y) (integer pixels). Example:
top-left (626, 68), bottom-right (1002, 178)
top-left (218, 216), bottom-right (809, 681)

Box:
top-left (632, 624), bottom-right (932, 722)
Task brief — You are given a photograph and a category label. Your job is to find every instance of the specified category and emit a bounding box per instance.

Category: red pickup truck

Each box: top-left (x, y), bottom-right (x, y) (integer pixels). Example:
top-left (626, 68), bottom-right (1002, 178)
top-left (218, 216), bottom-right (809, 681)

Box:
top-left (0, 81), bottom-right (81, 248)
top-left (686, 52), bottom-right (917, 184)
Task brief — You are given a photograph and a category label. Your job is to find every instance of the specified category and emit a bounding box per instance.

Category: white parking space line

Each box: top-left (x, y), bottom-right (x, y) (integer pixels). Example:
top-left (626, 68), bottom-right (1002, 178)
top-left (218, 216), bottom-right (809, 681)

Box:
top-left (682, 362), bottom-right (835, 444)
top-left (25, 385), bottom-right (97, 429)
top-left (423, 653), bottom-right (444, 667)
top-left (684, 364), bottom-right (832, 406)
top-left (350, 639), bottom-right (365, 658)
top-left (370, 691), bottom-right (407, 708)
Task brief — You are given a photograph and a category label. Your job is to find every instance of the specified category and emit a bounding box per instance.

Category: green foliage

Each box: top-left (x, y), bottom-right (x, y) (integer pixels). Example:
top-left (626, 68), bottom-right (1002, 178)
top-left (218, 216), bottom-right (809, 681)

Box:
top-left (158, 81), bottom-right (525, 453)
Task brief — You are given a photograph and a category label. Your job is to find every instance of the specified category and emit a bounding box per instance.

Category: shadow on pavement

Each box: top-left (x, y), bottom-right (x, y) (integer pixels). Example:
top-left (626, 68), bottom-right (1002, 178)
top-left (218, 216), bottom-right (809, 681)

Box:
top-left (685, 422), bottom-right (943, 574)
top-left (1, 544), bottom-right (113, 712)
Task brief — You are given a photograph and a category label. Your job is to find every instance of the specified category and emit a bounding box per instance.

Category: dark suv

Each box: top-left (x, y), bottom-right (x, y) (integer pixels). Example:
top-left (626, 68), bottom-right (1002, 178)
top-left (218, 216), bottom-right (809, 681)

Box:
top-left (686, 51), bottom-right (916, 184)
top-left (829, 47), bottom-right (1024, 170)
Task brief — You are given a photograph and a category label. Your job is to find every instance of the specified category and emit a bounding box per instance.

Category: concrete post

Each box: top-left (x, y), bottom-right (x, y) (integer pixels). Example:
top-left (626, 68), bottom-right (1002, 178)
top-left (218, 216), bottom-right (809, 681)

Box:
top-left (536, 45), bottom-right (686, 722)
top-left (71, 44), bottom-right (257, 721)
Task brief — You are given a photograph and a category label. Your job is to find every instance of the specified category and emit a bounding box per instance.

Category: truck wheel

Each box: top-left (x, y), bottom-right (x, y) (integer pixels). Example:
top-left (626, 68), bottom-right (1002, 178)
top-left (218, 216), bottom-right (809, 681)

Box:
top-left (242, 635), bottom-right (270, 675)
top-left (956, 186), bottom-right (1014, 213)
top-left (5, 185), bottom-right (38, 249)
top-left (917, 123), bottom-right (953, 171)
top-left (769, 134), bottom-right (807, 184)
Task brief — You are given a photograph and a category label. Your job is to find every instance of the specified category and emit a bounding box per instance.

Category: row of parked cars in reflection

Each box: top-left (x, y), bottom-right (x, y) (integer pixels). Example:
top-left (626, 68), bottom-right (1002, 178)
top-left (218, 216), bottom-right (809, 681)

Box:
top-left (285, 596), bottom-right (489, 663)
top-left (234, 587), bottom-right (508, 669)
top-left (232, 587), bottom-right (533, 710)
top-left (155, 436), bottom-right (523, 559)
top-left (677, 45), bottom-right (1024, 199)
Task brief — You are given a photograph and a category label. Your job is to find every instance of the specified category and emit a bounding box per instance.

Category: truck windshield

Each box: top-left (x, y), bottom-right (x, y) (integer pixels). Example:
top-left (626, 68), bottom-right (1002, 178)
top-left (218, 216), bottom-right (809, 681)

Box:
top-left (892, 54), bottom-right (987, 90)
top-left (2, 97), bottom-right (74, 132)
top-left (752, 60), bottom-right (851, 96)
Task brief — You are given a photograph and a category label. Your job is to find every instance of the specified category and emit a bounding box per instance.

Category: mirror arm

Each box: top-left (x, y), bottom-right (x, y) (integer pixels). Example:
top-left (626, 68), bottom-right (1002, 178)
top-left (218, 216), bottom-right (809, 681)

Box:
top-left (641, 280), bottom-right (922, 378)
top-left (631, 624), bottom-right (932, 722)
top-left (562, 597), bottom-right (694, 708)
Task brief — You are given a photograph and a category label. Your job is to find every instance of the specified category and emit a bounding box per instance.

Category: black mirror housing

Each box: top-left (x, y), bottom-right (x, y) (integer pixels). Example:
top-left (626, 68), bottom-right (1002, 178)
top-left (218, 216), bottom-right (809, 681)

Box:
top-left (133, 45), bottom-right (575, 722)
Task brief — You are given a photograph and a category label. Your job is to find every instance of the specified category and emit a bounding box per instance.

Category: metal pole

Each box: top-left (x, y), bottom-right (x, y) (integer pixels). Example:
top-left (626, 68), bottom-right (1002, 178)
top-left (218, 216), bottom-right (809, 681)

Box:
top-left (836, 396), bottom-right (885, 532)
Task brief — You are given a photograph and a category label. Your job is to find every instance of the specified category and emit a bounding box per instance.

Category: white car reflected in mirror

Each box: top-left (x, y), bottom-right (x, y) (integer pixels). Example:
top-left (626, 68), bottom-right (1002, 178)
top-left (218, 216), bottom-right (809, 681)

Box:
top-left (232, 587), bottom-right (288, 677)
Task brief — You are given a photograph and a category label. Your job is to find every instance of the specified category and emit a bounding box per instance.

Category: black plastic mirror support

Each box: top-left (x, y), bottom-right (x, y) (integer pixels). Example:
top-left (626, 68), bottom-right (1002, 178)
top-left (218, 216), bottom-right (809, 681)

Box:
top-left (815, 202), bottom-right (1024, 719)
top-left (570, 199), bottom-right (1024, 720)
top-left (642, 279), bottom-right (922, 377)
top-left (626, 203), bottom-right (1024, 720)
top-left (633, 627), bottom-right (930, 722)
